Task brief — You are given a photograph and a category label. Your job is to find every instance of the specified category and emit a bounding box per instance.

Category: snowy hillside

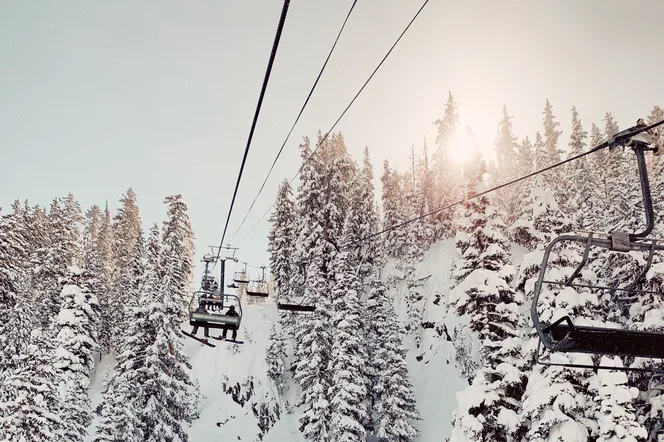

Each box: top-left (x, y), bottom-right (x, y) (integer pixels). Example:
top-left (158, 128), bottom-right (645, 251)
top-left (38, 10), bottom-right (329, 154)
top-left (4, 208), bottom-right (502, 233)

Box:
top-left (86, 238), bottom-right (528, 441)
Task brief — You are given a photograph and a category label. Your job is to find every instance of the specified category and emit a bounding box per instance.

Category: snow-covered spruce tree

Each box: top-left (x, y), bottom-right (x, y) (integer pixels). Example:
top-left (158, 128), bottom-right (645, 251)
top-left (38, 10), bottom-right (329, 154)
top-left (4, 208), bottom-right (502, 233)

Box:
top-left (355, 146), bottom-right (380, 274)
top-left (96, 201), bottom-right (116, 353)
top-left (448, 152), bottom-right (528, 441)
top-left (366, 273), bottom-right (420, 442)
top-left (0, 328), bottom-right (63, 441)
top-left (292, 131), bottom-right (354, 441)
top-left (62, 192), bottom-right (85, 267)
top-left (8, 200), bottom-right (32, 294)
top-left (31, 197), bottom-right (84, 330)
top-left (54, 265), bottom-right (101, 442)
top-left (137, 195), bottom-right (198, 441)
top-left (161, 194), bottom-right (195, 321)
top-left (265, 322), bottom-right (288, 395)
top-left (328, 223), bottom-right (368, 442)
top-left (540, 99), bottom-right (564, 197)
top-left (109, 189), bottom-right (143, 351)
top-left (380, 160), bottom-right (408, 258)
top-left (0, 211), bottom-right (32, 395)
top-left (268, 179), bottom-right (296, 298)
top-left (563, 106), bottom-right (591, 227)
top-left (93, 225), bottom-right (160, 442)
top-left (431, 91), bottom-right (461, 237)
top-left (488, 106), bottom-right (521, 226)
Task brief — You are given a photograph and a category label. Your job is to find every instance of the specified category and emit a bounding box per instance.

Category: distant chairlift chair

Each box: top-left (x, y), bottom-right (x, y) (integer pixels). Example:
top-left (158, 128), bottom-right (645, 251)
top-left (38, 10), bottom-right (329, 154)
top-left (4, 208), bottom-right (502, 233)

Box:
top-left (246, 266), bottom-right (270, 297)
top-left (233, 262), bottom-right (250, 284)
top-left (531, 121), bottom-right (664, 371)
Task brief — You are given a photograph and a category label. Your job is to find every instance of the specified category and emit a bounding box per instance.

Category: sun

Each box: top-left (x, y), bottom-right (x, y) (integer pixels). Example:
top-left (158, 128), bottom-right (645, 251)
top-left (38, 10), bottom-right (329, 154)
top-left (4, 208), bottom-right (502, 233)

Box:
top-left (448, 126), bottom-right (480, 166)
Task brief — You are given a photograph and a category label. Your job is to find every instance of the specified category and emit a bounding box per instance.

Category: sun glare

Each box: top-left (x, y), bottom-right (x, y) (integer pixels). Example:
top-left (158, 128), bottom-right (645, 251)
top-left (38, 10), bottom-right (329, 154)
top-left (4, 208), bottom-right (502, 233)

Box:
top-left (449, 127), bottom-right (479, 166)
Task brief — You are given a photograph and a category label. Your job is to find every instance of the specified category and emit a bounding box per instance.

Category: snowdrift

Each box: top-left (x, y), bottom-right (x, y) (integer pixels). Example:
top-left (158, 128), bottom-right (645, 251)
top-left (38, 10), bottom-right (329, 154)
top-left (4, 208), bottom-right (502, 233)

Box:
top-left (87, 239), bottom-right (529, 441)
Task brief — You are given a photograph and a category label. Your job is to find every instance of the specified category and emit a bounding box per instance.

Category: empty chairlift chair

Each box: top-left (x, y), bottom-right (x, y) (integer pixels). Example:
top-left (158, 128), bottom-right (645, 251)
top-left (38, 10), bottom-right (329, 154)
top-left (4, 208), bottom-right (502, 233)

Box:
top-left (233, 263), bottom-right (250, 284)
top-left (531, 122), bottom-right (664, 371)
top-left (246, 266), bottom-right (269, 297)
top-left (276, 285), bottom-right (316, 313)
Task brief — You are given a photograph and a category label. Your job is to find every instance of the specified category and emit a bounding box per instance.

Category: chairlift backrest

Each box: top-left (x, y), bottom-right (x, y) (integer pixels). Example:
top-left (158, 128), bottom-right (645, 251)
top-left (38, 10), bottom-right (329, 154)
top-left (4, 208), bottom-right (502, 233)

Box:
top-left (530, 135), bottom-right (664, 370)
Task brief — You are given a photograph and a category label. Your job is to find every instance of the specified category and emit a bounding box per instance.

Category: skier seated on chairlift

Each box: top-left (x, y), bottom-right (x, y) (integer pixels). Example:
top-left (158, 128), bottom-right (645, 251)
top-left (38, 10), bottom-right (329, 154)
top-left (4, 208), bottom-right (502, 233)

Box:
top-left (200, 292), bottom-right (219, 312)
top-left (220, 305), bottom-right (239, 341)
top-left (192, 303), bottom-right (211, 338)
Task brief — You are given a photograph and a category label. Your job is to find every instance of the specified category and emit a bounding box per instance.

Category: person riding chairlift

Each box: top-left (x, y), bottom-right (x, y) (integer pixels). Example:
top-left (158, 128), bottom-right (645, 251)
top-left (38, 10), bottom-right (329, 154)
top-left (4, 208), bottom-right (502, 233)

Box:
top-left (191, 303), bottom-right (211, 338)
top-left (221, 305), bottom-right (239, 341)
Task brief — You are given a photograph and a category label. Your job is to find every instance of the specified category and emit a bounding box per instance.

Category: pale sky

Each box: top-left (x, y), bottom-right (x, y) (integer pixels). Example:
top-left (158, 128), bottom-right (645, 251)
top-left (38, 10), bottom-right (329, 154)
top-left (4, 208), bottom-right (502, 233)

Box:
top-left (2, 0), bottom-right (663, 283)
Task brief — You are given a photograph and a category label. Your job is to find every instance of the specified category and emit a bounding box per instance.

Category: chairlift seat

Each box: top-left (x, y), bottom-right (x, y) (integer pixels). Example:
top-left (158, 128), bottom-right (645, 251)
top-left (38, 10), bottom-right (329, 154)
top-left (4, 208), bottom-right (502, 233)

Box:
top-left (189, 311), bottom-right (241, 330)
top-left (541, 317), bottom-right (664, 360)
top-left (233, 272), bottom-right (249, 283)
top-left (246, 281), bottom-right (269, 297)
top-left (277, 302), bottom-right (315, 313)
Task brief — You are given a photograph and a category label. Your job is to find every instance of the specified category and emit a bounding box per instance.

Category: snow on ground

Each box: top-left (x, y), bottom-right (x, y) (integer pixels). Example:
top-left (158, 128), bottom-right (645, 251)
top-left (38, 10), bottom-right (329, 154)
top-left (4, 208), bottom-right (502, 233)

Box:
top-left (86, 238), bottom-right (530, 441)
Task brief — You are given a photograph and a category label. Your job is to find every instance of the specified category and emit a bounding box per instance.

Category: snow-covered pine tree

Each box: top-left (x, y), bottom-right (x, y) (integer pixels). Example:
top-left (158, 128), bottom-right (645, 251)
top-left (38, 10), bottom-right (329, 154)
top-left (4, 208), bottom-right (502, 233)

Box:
top-left (109, 189), bottom-right (143, 351)
top-left (564, 106), bottom-right (591, 227)
top-left (355, 146), bottom-right (380, 274)
top-left (96, 201), bottom-right (116, 353)
top-left (8, 200), bottom-right (31, 294)
top-left (516, 136), bottom-right (535, 177)
top-left (431, 91), bottom-right (461, 237)
top-left (291, 132), bottom-right (348, 441)
top-left (533, 131), bottom-right (546, 170)
top-left (587, 122), bottom-right (609, 228)
top-left (540, 99), bottom-right (564, 198)
top-left (62, 192), bottom-right (85, 267)
top-left (137, 195), bottom-right (199, 441)
top-left (265, 322), bottom-right (288, 395)
top-left (366, 273), bottom-right (420, 442)
top-left (489, 106), bottom-right (521, 225)
top-left (93, 224), bottom-right (160, 442)
top-left (161, 194), bottom-right (195, 321)
top-left (0, 328), bottom-right (63, 441)
top-left (380, 160), bottom-right (407, 258)
top-left (328, 220), bottom-right (368, 442)
top-left (268, 179), bottom-right (296, 306)
top-left (448, 151), bottom-right (528, 441)
top-left (54, 265), bottom-right (101, 442)
top-left (0, 210), bottom-right (31, 393)
top-left (84, 205), bottom-right (102, 266)
top-left (32, 197), bottom-right (82, 330)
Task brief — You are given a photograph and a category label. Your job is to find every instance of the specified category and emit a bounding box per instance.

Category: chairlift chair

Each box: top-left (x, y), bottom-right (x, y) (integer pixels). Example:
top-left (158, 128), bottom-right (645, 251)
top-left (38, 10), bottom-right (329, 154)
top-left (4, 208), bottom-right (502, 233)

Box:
top-left (246, 266), bottom-right (270, 297)
top-left (189, 291), bottom-right (243, 332)
top-left (276, 285), bottom-right (316, 313)
top-left (233, 262), bottom-right (249, 284)
top-left (531, 122), bottom-right (664, 371)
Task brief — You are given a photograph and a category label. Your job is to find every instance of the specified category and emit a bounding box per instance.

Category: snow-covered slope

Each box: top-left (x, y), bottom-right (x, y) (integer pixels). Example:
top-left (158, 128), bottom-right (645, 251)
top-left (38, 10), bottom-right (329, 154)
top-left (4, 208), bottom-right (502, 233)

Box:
top-left (86, 239), bottom-right (529, 441)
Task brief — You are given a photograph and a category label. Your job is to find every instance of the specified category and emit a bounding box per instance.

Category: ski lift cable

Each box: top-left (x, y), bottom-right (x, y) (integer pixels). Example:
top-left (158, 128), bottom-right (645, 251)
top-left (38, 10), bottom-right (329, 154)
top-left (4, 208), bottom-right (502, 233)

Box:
top-left (239, 0), bottom-right (431, 241)
top-left (214, 0), bottom-right (291, 263)
top-left (343, 118), bottom-right (664, 249)
top-left (228, 0), bottom-right (359, 245)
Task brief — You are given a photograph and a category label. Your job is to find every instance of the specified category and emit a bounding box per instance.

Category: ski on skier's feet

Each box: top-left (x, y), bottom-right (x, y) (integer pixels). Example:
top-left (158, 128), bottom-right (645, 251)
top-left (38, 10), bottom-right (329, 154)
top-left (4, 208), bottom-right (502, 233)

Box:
top-left (181, 330), bottom-right (216, 347)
